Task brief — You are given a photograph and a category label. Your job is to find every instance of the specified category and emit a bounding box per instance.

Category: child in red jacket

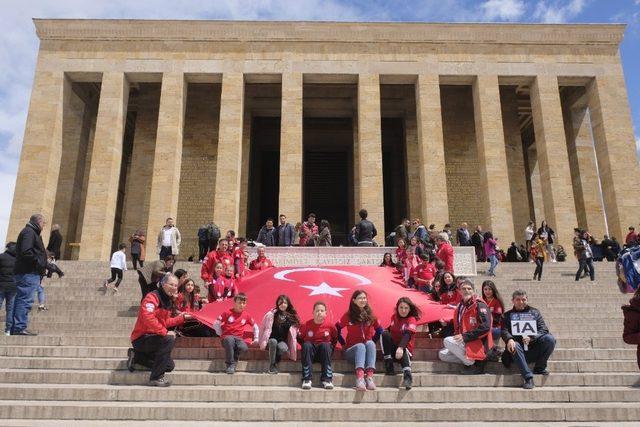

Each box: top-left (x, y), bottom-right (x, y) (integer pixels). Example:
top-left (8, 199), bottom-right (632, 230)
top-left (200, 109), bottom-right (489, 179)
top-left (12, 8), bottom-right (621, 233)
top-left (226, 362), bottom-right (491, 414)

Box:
top-left (382, 297), bottom-right (421, 390)
top-left (298, 301), bottom-right (338, 390)
top-left (213, 293), bottom-right (259, 374)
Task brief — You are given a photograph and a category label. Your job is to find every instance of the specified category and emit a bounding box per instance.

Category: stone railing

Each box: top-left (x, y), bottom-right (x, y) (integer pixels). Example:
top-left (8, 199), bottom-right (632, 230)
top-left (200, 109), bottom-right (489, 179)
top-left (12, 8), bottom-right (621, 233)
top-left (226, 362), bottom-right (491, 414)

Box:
top-left (248, 246), bottom-right (477, 276)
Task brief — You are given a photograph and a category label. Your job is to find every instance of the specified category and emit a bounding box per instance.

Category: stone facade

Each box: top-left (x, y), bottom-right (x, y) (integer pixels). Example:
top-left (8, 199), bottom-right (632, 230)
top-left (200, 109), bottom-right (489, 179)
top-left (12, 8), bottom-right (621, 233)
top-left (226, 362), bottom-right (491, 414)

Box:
top-left (6, 20), bottom-right (640, 258)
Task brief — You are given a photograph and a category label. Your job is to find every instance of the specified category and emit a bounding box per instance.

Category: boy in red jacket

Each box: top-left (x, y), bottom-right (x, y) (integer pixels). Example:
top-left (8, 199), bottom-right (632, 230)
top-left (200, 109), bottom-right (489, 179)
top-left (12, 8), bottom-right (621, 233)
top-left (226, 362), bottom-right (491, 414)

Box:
top-left (128, 273), bottom-right (191, 387)
top-left (213, 293), bottom-right (259, 374)
top-left (298, 301), bottom-right (338, 390)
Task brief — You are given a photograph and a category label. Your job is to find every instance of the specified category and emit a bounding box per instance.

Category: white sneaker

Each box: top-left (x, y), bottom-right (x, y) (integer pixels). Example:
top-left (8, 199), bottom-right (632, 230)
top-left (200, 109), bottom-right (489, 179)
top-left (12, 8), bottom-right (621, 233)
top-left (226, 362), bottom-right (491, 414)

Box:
top-left (4, 331), bottom-right (9, 336)
top-left (322, 381), bottom-right (334, 390)
top-left (301, 380), bottom-right (312, 390)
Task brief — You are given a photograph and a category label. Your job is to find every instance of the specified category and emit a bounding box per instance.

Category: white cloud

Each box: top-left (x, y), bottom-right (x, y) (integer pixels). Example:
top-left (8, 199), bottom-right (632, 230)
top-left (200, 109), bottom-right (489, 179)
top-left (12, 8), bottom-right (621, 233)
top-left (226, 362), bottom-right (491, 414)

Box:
top-left (533, 0), bottom-right (587, 23)
top-left (480, 0), bottom-right (525, 21)
top-left (0, 171), bottom-right (16, 245)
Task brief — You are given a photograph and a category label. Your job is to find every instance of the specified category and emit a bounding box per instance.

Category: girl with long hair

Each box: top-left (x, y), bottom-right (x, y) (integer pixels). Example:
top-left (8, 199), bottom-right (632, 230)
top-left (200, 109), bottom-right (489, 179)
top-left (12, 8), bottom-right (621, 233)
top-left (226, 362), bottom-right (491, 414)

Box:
top-left (336, 290), bottom-right (383, 391)
top-left (381, 297), bottom-right (422, 389)
top-left (259, 294), bottom-right (301, 374)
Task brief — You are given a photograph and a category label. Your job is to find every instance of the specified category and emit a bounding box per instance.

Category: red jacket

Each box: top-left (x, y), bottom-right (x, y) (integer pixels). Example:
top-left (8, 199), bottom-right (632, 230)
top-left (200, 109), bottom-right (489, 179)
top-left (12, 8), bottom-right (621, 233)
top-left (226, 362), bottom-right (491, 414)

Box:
top-left (175, 293), bottom-right (202, 314)
top-left (131, 290), bottom-right (185, 342)
top-left (336, 312), bottom-right (383, 348)
top-left (485, 297), bottom-right (504, 329)
top-left (209, 275), bottom-right (238, 301)
top-left (453, 296), bottom-right (493, 361)
top-left (437, 242), bottom-right (454, 272)
top-left (249, 256), bottom-right (274, 271)
top-left (201, 250), bottom-right (234, 283)
top-left (233, 248), bottom-right (248, 277)
top-left (440, 286), bottom-right (462, 306)
top-left (299, 222), bottom-right (318, 247)
top-left (388, 314), bottom-right (418, 352)
top-left (622, 295), bottom-right (640, 369)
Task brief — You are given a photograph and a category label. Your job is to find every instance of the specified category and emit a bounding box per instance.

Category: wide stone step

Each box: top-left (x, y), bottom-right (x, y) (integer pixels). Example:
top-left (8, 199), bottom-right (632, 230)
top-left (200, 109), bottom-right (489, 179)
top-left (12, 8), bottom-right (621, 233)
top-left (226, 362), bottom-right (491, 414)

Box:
top-left (1, 384), bottom-right (639, 404)
top-left (0, 356), bottom-right (636, 374)
top-left (1, 344), bottom-right (635, 361)
top-left (0, 369), bottom-right (637, 387)
top-left (0, 400), bottom-right (639, 421)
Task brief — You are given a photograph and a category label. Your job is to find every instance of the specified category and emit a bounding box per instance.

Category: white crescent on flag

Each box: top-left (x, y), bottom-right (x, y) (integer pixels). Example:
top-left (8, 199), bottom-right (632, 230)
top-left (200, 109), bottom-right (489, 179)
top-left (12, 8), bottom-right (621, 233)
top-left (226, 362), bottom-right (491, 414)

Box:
top-left (273, 267), bottom-right (372, 285)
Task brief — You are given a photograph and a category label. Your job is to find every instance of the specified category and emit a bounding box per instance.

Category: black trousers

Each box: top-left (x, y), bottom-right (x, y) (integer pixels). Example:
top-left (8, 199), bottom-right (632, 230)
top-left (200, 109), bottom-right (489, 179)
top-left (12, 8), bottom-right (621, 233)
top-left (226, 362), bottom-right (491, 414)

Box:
top-left (576, 258), bottom-right (595, 281)
top-left (198, 241), bottom-right (209, 261)
top-left (159, 246), bottom-right (172, 259)
top-left (107, 267), bottom-right (123, 288)
top-left (381, 330), bottom-right (411, 369)
top-left (131, 253), bottom-right (143, 270)
top-left (533, 257), bottom-right (544, 280)
top-left (301, 341), bottom-right (333, 382)
top-left (132, 334), bottom-right (176, 381)
top-left (137, 271), bottom-right (157, 299)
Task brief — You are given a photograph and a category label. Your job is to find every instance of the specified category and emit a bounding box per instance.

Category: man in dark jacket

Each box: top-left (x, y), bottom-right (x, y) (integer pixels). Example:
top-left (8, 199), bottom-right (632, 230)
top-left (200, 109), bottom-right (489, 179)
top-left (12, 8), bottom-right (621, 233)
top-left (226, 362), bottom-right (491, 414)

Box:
top-left (354, 209), bottom-right (377, 246)
top-left (12, 214), bottom-right (48, 336)
top-left (276, 214), bottom-right (295, 246)
top-left (0, 242), bottom-right (17, 336)
top-left (622, 288), bottom-right (640, 370)
top-left (256, 219), bottom-right (277, 246)
top-left (501, 289), bottom-right (556, 389)
top-left (456, 222), bottom-right (472, 246)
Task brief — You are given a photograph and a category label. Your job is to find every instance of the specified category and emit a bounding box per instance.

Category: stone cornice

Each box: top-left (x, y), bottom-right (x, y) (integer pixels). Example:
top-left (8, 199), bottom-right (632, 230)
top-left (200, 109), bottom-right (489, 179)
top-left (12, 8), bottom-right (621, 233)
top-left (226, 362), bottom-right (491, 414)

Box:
top-left (33, 19), bottom-right (625, 46)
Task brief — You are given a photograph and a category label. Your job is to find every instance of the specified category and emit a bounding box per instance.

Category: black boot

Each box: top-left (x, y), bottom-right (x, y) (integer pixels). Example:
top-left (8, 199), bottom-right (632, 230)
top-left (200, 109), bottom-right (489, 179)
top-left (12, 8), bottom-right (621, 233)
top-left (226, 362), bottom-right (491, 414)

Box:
top-left (461, 361), bottom-right (485, 375)
top-left (401, 370), bottom-right (413, 390)
top-left (384, 358), bottom-right (395, 375)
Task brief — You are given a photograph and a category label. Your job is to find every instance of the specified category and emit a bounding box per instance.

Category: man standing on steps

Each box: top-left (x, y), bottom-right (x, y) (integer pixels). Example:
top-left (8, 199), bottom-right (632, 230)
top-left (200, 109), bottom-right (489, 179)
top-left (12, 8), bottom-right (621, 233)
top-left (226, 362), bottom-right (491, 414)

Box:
top-left (157, 218), bottom-right (181, 260)
top-left (128, 273), bottom-right (191, 387)
top-left (354, 209), bottom-right (377, 246)
top-left (12, 214), bottom-right (48, 336)
top-left (501, 289), bottom-right (556, 389)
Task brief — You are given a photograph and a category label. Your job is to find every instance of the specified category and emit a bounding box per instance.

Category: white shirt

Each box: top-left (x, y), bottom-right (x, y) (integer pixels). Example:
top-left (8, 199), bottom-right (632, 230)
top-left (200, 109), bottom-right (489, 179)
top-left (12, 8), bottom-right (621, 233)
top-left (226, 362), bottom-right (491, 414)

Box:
top-left (162, 228), bottom-right (173, 247)
top-left (524, 226), bottom-right (534, 241)
top-left (110, 250), bottom-right (127, 271)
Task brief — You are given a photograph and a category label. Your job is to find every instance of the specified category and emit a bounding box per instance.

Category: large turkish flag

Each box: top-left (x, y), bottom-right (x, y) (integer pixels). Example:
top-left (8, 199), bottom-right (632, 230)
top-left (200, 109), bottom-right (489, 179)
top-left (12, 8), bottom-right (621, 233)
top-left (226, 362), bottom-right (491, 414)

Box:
top-left (191, 266), bottom-right (454, 328)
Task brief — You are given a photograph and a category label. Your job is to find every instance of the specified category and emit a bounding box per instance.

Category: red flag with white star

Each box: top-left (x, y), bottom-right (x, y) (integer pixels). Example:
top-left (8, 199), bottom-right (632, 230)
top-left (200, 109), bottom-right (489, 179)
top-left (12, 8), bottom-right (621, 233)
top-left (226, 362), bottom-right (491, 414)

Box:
top-left (191, 266), bottom-right (454, 328)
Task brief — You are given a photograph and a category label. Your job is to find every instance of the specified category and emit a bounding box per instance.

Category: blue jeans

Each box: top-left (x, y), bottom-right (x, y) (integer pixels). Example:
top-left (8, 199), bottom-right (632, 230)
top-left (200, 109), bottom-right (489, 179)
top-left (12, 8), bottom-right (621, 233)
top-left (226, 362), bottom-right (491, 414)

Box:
top-left (488, 254), bottom-right (499, 276)
top-left (0, 288), bottom-right (17, 333)
top-left (344, 340), bottom-right (376, 370)
top-left (12, 273), bottom-right (40, 333)
top-left (502, 334), bottom-right (556, 380)
top-left (36, 284), bottom-right (45, 305)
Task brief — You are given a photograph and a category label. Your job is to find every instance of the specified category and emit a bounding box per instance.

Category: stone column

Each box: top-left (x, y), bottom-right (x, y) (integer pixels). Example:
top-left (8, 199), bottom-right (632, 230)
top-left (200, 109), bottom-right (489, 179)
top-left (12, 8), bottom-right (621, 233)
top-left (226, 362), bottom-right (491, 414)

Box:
top-left (213, 73), bottom-right (244, 233)
top-left (356, 74), bottom-right (385, 234)
top-left (404, 111), bottom-right (422, 221)
top-left (500, 87), bottom-right (531, 243)
top-left (562, 98), bottom-right (606, 237)
top-left (586, 72), bottom-right (640, 240)
top-left (472, 75), bottom-right (515, 243)
top-left (278, 73), bottom-right (303, 224)
top-left (415, 74), bottom-right (449, 227)
top-left (78, 72), bottom-right (130, 260)
top-left (145, 73), bottom-right (186, 260)
top-left (529, 75), bottom-right (578, 250)
top-left (238, 108), bottom-right (252, 237)
top-left (7, 70), bottom-right (65, 244)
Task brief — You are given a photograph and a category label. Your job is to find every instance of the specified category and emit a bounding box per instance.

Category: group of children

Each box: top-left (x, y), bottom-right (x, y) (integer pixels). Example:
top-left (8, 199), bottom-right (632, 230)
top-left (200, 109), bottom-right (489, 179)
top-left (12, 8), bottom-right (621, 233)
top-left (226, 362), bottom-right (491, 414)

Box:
top-left (203, 290), bottom-right (419, 390)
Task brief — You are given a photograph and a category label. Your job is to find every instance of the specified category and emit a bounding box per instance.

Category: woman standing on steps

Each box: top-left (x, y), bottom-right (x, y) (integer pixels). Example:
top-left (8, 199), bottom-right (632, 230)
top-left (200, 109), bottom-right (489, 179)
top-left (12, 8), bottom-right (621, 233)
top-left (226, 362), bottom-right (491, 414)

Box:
top-left (336, 290), bottom-right (383, 391)
top-left (483, 231), bottom-right (499, 277)
top-left (259, 294), bottom-right (300, 374)
top-left (531, 233), bottom-right (547, 281)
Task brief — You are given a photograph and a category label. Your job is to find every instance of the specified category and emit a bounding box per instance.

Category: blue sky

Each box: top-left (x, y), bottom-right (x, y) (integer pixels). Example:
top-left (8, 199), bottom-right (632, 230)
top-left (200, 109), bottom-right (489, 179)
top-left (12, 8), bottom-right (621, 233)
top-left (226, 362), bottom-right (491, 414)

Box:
top-left (0, 0), bottom-right (638, 243)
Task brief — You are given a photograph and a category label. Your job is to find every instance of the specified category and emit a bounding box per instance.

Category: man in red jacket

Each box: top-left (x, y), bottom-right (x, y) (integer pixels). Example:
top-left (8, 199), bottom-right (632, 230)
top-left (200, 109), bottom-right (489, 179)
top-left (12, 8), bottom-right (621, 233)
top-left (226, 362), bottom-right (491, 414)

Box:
top-left (436, 233), bottom-right (455, 273)
top-left (438, 279), bottom-right (492, 374)
top-left (128, 273), bottom-right (191, 387)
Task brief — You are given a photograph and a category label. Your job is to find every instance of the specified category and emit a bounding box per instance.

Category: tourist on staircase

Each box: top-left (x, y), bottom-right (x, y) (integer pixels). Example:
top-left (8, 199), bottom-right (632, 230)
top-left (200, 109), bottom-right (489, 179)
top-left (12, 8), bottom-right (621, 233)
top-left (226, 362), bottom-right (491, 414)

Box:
top-left (201, 239), bottom-right (234, 286)
top-left (483, 231), bottom-right (499, 277)
top-left (259, 294), bottom-right (300, 374)
top-left (299, 213), bottom-right (318, 247)
top-left (336, 290), bottom-right (383, 391)
top-left (175, 278), bottom-right (211, 337)
top-left (622, 287), bottom-right (640, 370)
top-left (156, 217), bottom-right (181, 259)
top-left (46, 224), bottom-right (63, 261)
top-left (531, 233), bottom-right (547, 281)
top-left (128, 273), bottom-right (190, 387)
top-left (573, 229), bottom-right (595, 282)
top-left (0, 242), bottom-right (17, 336)
top-left (436, 233), bottom-right (454, 273)
top-left (129, 229), bottom-right (146, 269)
top-left (298, 301), bottom-right (337, 390)
top-left (137, 254), bottom-right (175, 299)
top-left (501, 289), bottom-right (556, 389)
top-left (315, 220), bottom-right (332, 246)
top-left (438, 279), bottom-right (492, 375)
top-left (12, 214), bottom-right (48, 336)
top-left (213, 293), bottom-right (259, 374)
top-left (276, 214), bottom-right (296, 246)
top-left (354, 209), bottom-right (377, 247)
top-left (103, 243), bottom-right (127, 293)
top-left (205, 262), bottom-right (225, 302)
top-left (256, 218), bottom-right (277, 246)
top-left (381, 297), bottom-right (421, 390)
top-left (537, 220), bottom-right (557, 262)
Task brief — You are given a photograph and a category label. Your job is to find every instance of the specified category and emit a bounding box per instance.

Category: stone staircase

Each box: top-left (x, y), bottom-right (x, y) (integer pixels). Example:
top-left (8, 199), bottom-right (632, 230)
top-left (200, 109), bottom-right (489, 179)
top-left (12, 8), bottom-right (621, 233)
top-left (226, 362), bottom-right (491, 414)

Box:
top-left (0, 260), bottom-right (638, 424)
